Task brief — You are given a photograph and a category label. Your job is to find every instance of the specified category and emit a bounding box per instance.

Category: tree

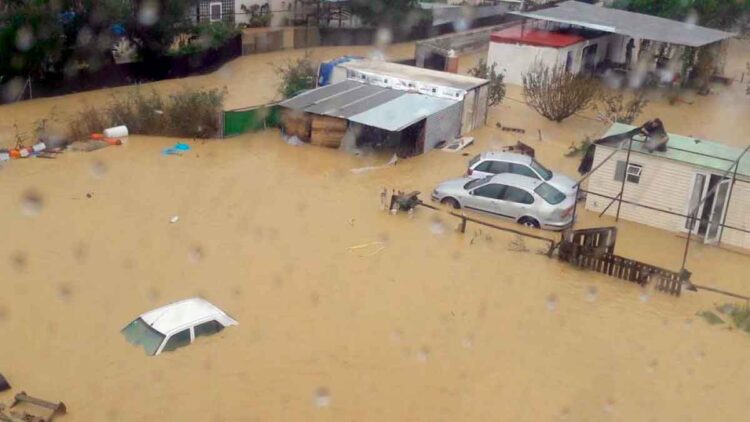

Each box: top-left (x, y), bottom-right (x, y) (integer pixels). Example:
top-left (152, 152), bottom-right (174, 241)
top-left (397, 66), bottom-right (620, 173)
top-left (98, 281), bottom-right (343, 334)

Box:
top-left (350, 0), bottom-right (425, 30)
top-left (522, 61), bottom-right (599, 122)
top-left (594, 90), bottom-right (649, 125)
top-left (467, 58), bottom-right (506, 107)
top-left (0, 1), bottom-right (65, 79)
top-left (275, 56), bottom-right (317, 99)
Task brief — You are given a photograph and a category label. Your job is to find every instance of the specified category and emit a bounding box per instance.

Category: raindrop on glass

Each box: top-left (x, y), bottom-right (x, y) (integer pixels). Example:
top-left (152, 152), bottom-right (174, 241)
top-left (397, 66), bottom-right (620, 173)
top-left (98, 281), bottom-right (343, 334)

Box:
top-left (585, 286), bottom-right (598, 302)
top-left (58, 283), bottom-right (73, 301)
top-left (15, 26), bottom-right (34, 52)
top-left (138, 0), bottom-right (160, 26)
top-left (10, 251), bottom-right (28, 272)
top-left (313, 387), bottom-right (331, 408)
top-left (417, 346), bottom-right (430, 362)
top-left (90, 160), bottom-right (107, 178)
top-left (639, 292), bottom-right (650, 303)
top-left (429, 216), bottom-right (445, 235)
top-left (21, 190), bottom-right (43, 216)
top-left (546, 294), bottom-right (558, 312)
top-left (188, 245), bottom-right (204, 263)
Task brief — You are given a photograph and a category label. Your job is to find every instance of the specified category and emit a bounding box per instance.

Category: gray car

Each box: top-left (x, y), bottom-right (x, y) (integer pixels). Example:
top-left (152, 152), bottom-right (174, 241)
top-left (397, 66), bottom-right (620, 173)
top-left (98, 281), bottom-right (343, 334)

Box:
top-left (467, 152), bottom-right (577, 198)
top-left (431, 173), bottom-right (576, 230)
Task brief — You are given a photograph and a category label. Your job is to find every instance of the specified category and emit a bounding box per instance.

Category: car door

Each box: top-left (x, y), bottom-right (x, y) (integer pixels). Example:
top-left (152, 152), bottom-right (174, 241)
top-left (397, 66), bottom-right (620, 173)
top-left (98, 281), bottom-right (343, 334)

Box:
top-left (472, 160), bottom-right (510, 179)
top-left (158, 328), bottom-right (192, 355)
top-left (467, 183), bottom-right (511, 218)
top-left (498, 185), bottom-right (536, 221)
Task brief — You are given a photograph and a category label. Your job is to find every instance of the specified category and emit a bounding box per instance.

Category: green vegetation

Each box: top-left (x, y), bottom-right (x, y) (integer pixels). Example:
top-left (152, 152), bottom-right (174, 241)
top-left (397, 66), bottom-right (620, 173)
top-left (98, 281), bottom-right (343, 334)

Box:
top-left (68, 88), bottom-right (226, 140)
top-left (274, 56), bottom-right (318, 99)
top-left (467, 59), bottom-right (506, 107)
top-left (697, 303), bottom-right (750, 333)
top-left (594, 90), bottom-right (649, 125)
top-left (350, 0), bottom-right (426, 29)
top-left (522, 61), bottom-right (599, 123)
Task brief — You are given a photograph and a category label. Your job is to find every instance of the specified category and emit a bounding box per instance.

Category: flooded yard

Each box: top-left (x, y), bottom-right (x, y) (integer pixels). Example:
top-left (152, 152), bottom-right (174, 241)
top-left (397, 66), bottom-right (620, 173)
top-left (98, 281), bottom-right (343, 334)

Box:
top-left (2, 40), bottom-right (750, 421)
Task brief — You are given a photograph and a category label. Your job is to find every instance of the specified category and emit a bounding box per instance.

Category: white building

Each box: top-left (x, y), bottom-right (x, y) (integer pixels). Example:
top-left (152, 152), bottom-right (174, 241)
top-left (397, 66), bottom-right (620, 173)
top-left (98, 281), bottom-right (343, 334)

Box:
top-left (585, 123), bottom-right (750, 251)
top-left (487, 1), bottom-right (734, 85)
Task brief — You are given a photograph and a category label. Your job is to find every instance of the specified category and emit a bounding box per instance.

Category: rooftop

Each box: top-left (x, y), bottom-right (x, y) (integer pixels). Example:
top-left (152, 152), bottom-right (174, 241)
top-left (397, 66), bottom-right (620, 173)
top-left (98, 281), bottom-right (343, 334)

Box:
top-left (491, 25), bottom-right (586, 48)
top-left (140, 298), bottom-right (235, 335)
top-left (600, 123), bottom-right (750, 179)
top-left (512, 1), bottom-right (734, 47)
top-left (337, 59), bottom-right (487, 91)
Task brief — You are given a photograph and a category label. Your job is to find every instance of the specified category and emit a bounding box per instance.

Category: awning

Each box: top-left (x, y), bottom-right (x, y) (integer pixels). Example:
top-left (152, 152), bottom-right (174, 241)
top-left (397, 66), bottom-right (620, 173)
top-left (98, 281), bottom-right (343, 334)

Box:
top-left (512, 1), bottom-right (735, 47)
top-left (348, 93), bottom-right (457, 132)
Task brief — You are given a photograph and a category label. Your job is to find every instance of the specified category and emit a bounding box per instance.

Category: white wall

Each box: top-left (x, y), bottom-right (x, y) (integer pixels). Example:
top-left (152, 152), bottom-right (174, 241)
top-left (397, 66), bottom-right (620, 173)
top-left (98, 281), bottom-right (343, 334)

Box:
top-left (584, 146), bottom-right (694, 232)
top-left (721, 180), bottom-right (750, 250)
top-left (488, 33), bottom-right (622, 85)
top-left (235, 0), bottom-right (291, 25)
top-left (424, 101), bottom-right (463, 152)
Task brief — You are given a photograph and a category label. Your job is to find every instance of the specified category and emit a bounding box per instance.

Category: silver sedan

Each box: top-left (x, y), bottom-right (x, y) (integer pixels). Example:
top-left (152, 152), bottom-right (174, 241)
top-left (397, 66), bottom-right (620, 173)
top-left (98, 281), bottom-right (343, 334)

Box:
top-left (431, 173), bottom-right (576, 230)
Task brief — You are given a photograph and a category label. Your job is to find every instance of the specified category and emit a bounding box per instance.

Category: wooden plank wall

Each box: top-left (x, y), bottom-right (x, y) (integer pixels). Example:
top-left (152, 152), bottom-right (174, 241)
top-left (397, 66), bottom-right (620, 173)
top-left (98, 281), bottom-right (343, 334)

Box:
top-left (282, 109), bottom-right (311, 142)
top-left (310, 116), bottom-right (347, 148)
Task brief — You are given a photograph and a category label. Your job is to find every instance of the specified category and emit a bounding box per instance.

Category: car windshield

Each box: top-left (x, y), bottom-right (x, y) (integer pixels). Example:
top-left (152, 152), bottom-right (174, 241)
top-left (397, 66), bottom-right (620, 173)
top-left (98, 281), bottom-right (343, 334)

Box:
top-left (534, 183), bottom-right (566, 205)
top-left (469, 154), bottom-right (481, 167)
top-left (530, 159), bottom-right (553, 181)
top-left (121, 318), bottom-right (166, 356)
top-left (464, 176), bottom-right (491, 190)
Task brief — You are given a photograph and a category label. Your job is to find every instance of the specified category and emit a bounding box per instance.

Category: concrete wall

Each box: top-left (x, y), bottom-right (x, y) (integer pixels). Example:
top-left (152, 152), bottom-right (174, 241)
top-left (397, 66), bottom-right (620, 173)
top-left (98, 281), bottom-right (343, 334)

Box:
top-left (235, 0), bottom-right (292, 25)
top-left (424, 101), bottom-right (462, 152)
top-left (488, 33), bottom-right (621, 85)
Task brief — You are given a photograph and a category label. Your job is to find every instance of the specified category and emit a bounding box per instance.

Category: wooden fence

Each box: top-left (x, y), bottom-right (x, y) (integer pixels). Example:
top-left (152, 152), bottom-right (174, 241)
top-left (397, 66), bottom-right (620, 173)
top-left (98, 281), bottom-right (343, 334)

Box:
top-left (559, 227), bottom-right (683, 297)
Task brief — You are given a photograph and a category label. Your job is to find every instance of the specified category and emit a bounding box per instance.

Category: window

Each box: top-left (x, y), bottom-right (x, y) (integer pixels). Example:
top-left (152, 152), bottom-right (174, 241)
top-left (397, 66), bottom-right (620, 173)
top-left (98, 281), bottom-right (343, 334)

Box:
top-left (209, 2), bottom-right (222, 22)
top-left (194, 320), bottom-right (224, 339)
top-left (469, 154), bottom-right (481, 168)
top-left (535, 183), bottom-right (566, 205)
top-left (529, 160), bottom-right (553, 180)
top-left (501, 186), bottom-right (534, 204)
top-left (464, 177), bottom-right (490, 190)
top-left (121, 318), bottom-right (166, 356)
top-left (565, 51), bottom-right (574, 72)
top-left (473, 184), bottom-right (506, 199)
top-left (489, 161), bottom-right (510, 174)
top-left (614, 161), bottom-right (642, 184)
top-left (474, 161), bottom-right (492, 172)
top-left (162, 329), bottom-right (191, 353)
top-left (510, 163), bottom-right (538, 179)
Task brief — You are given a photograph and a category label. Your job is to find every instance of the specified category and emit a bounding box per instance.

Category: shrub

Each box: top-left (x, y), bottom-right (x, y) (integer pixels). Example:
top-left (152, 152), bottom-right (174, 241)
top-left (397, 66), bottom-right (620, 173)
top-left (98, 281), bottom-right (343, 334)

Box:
top-left (522, 61), bottom-right (600, 122)
top-left (594, 90), bottom-right (649, 125)
top-left (274, 56), bottom-right (317, 99)
top-left (68, 88), bottom-right (225, 140)
top-left (467, 58), bottom-right (506, 107)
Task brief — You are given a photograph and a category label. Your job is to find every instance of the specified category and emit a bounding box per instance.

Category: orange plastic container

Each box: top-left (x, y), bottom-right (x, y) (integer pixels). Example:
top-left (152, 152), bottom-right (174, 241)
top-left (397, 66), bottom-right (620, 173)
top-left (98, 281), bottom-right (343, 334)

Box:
top-left (91, 133), bottom-right (105, 140)
top-left (9, 149), bottom-right (20, 159)
top-left (104, 138), bottom-right (122, 146)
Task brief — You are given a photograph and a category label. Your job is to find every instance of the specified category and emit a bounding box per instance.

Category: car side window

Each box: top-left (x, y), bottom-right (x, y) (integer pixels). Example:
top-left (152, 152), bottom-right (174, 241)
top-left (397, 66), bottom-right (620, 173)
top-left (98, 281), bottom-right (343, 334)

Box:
top-left (489, 161), bottom-right (510, 174)
top-left (510, 163), bottom-right (539, 179)
top-left (161, 329), bottom-right (191, 352)
top-left (474, 161), bottom-right (492, 172)
top-left (473, 184), bottom-right (505, 199)
top-left (194, 320), bottom-right (224, 339)
top-left (502, 186), bottom-right (534, 204)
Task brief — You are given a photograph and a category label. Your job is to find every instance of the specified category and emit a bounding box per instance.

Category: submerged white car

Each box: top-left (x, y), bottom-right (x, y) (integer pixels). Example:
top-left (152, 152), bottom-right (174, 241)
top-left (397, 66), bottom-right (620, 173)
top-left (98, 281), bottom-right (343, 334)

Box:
top-left (122, 298), bottom-right (238, 356)
top-left (467, 152), bottom-right (577, 198)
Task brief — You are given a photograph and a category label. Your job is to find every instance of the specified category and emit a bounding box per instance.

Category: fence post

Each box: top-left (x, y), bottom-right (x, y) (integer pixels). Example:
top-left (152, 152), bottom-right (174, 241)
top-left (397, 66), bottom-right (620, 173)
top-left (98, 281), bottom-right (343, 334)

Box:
top-left (459, 216), bottom-right (467, 234)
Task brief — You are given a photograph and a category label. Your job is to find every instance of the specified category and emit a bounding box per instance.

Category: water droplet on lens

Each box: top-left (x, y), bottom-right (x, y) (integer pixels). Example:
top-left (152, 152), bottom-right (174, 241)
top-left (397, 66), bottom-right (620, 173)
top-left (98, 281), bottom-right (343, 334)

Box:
top-left (90, 160), bottom-right (107, 178)
top-left (585, 286), bottom-right (598, 302)
top-left (546, 294), bottom-right (558, 312)
top-left (21, 190), bottom-right (43, 216)
top-left (188, 245), bottom-right (204, 263)
top-left (313, 387), bottom-right (331, 408)
top-left (417, 346), bottom-right (430, 362)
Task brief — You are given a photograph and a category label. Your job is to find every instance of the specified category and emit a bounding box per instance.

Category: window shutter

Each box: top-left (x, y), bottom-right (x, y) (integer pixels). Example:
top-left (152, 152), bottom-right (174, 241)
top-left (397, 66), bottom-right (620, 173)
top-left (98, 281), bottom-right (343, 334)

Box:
top-left (614, 160), bottom-right (626, 182)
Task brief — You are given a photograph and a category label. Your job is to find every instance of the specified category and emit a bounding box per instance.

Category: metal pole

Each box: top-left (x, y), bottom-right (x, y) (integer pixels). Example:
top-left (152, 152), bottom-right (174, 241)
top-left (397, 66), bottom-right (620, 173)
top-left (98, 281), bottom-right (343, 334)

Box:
top-left (718, 164), bottom-right (740, 245)
top-left (28, 76), bottom-right (32, 100)
top-left (615, 136), bottom-right (633, 221)
top-left (570, 183), bottom-right (580, 228)
top-left (681, 204), bottom-right (697, 271)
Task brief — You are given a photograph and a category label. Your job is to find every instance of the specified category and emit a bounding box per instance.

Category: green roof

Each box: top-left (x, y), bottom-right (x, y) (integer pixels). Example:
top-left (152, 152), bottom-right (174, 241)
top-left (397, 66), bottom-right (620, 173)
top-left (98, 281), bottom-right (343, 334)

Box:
top-left (601, 123), bottom-right (750, 180)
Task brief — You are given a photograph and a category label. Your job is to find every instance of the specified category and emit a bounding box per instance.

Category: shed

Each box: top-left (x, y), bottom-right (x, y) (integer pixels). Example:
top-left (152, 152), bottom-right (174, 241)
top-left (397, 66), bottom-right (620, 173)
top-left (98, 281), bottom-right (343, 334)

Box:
top-left (488, 1), bottom-right (735, 85)
top-left (584, 123), bottom-right (750, 251)
top-left (332, 59), bottom-right (489, 134)
top-left (278, 79), bottom-right (463, 155)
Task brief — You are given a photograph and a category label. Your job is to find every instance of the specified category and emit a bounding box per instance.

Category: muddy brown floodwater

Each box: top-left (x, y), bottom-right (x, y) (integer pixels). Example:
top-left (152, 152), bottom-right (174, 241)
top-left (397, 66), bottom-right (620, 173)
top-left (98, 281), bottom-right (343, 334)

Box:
top-left (2, 40), bottom-right (750, 421)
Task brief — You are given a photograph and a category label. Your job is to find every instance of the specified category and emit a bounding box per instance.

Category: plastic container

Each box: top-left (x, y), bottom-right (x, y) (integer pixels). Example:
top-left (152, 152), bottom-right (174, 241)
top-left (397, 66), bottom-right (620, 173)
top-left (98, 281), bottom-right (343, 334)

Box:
top-left (32, 142), bottom-right (46, 152)
top-left (9, 150), bottom-right (20, 159)
top-left (19, 148), bottom-right (30, 158)
top-left (103, 125), bottom-right (129, 138)
top-left (104, 138), bottom-right (122, 146)
top-left (90, 133), bottom-right (105, 140)
top-left (0, 152), bottom-right (9, 161)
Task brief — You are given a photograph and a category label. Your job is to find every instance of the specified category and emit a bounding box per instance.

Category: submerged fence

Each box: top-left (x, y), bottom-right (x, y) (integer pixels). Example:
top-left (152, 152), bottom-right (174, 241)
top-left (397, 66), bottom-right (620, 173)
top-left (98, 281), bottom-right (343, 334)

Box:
top-left (222, 104), bottom-right (282, 137)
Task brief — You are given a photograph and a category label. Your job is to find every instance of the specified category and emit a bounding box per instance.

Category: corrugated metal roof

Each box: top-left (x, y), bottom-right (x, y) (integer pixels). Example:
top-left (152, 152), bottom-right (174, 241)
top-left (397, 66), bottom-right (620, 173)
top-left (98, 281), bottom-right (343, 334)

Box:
top-left (279, 81), bottom-right (408, 119)
top-left (337, 60), bottom-right (487, 91)
top-left (348, 93), bottom-right (457, 132)
top-left (512, 1), bottom-right (734, 47)
top-left (601, 123), bottom-right (750, 179)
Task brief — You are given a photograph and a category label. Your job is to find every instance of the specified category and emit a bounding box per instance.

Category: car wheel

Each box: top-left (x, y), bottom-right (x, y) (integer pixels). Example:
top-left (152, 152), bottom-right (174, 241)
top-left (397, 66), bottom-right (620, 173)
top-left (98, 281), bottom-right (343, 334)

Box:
top-left (441, 197), bottom-right (460, 209)
top-left (519, 217), bottom-right (540, 229)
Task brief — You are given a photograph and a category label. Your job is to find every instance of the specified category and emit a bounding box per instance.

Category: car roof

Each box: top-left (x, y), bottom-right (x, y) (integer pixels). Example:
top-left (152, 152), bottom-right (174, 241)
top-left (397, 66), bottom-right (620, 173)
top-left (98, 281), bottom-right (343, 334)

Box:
top-left (486, 173), bottom-right (543, 189)
top-left (139, 297), bottom-right (236, 335)
top-left (478, 151), bottom-right (533, 165)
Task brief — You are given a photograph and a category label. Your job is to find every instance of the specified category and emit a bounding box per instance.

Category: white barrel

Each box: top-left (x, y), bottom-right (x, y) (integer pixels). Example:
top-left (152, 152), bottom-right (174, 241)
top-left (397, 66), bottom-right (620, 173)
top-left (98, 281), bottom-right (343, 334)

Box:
top-left (104, 125), bottom-right (129, 138)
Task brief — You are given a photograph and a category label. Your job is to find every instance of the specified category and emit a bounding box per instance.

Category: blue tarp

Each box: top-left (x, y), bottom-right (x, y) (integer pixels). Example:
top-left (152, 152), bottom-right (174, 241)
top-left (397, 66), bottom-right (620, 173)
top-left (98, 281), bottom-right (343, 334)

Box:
top-left (317, 56), bottom-right (362, 87)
